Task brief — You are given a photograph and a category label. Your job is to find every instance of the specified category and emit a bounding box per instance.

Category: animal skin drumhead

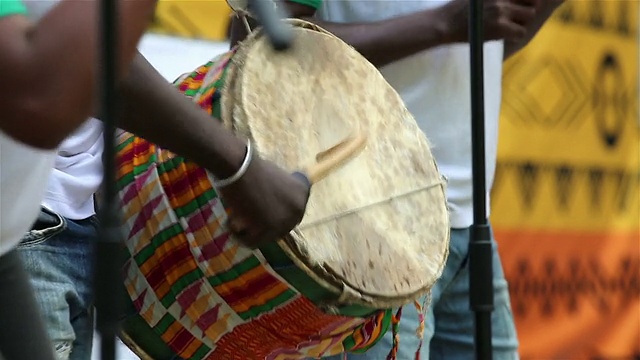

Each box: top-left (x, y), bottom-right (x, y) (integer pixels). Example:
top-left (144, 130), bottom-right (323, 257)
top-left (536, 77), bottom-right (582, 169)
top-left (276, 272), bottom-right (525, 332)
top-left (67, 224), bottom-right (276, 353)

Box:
top-left (225, 20), bottom-right (450, 307)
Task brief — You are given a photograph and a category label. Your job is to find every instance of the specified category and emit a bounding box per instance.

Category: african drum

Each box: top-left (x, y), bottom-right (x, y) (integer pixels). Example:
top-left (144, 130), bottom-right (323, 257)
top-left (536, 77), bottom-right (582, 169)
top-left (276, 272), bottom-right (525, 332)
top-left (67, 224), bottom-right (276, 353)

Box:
top-left (115, 19), bottom-right (449, 360)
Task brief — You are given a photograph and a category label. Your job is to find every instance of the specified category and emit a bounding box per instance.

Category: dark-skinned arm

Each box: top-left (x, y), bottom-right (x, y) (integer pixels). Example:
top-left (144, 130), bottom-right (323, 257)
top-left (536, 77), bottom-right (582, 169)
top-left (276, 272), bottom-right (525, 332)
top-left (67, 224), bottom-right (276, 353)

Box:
top-left (116, 53), bottom-right (247, 180)
top-left (117, 52), bottom-right (311, 246)
top-left (503, 0), bottom-right (565, 59)
top-left (232, 0), bottom-right (543, 68)
top-left (0, 0), bottom-right (157, 150)
top-left (229, 1), bottom-right (456, 67)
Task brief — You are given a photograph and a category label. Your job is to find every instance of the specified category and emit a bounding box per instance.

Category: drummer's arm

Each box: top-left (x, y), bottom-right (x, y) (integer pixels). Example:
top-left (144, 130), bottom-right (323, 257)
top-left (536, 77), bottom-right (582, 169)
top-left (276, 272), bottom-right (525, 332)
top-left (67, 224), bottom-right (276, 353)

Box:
top-left (276, 1), bottom-right (455, 68)
top-left (228, 0), bottom-right (450, 67)
top-left (292, 1), bottom-right (563, 67)
top-left (115, 53), bottom-right (248, 179)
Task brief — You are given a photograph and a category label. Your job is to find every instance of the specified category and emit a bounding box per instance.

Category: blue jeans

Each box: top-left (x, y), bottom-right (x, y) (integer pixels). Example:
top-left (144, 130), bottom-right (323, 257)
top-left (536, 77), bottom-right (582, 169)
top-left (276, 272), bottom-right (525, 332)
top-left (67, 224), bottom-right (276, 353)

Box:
top-left (17, 207), bottom-right (98, 360)
top-left (323, 226), bottom-right (519, 360)
top-left (0, 249), bottom-right (56, 360)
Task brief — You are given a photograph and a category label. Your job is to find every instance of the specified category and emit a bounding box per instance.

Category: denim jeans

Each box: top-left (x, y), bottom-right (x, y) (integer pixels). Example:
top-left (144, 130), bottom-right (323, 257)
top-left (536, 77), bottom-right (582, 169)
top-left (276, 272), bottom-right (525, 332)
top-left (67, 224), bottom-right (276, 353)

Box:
top-left (17, 207), bottom-right (98, 360)
top-left (0, 249), bottom-right (56, 360)
top-left (322, 226), bottom-right (519, 360)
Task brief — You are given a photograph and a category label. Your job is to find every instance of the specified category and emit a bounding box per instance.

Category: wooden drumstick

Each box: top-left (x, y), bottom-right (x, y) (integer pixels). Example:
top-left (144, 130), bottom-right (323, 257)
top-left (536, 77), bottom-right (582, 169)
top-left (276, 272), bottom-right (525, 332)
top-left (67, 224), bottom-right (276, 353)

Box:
top-left (294, 133), bottom-right (367, 186)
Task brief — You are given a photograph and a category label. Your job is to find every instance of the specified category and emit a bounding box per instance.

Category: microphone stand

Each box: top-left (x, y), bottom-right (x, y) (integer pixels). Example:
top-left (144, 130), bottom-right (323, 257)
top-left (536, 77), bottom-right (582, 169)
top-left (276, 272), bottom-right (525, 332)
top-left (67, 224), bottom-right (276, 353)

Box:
top-left (93, 1), bottom-right (293, 360)
top-left (467, 0), bottom-right (494, 359)
top-left (247, 0), bottom-right (293, 51)
top-left (95, 0), bottom-right (122, 359)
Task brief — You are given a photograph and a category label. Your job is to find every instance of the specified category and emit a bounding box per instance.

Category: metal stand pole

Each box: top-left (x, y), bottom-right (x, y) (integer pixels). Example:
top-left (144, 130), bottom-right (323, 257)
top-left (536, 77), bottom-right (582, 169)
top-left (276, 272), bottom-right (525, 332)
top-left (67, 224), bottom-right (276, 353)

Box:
top-left (92, 1), bottom-right (292, 360)
top-left (95, 0), bottom-right (122, 359)
top-left (247, 0), bottom-right (293, 51)
top-left (468, 0), bottom-right (494, 359)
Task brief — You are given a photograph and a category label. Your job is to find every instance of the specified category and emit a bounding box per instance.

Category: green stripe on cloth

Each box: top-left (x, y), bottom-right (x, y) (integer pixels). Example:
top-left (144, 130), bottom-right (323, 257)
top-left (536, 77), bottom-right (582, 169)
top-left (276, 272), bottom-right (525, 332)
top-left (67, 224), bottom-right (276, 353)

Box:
top-left (206, 256), bottom-right (298, 320)
top-left (207, 256), bottom-right (262, 287)
top-left (132, 153), bottom-right (157, 178)
top-left (173, 189), bottom-right (218, 219)
top-left (349, 309), bottom-right (394, 353)
top-left (116, 135), bottom-right (135, 152)
top-left (236, 289), bottom-right (297, 320)
top-left (153, 313), bottom-right (212, 360)
top-left (133, 223), bottom-right (182, 265)
top-left (116, 172), bottom-right (135, 191)
top-left (154, 313), bottom-right (175, 335)
top-left (211, 64), bottom-right (230, 120)
top-left (160, 267), bottom-right (206, 308)
top-left (156, 156), bottom-right (185, 176)
top-left (191, 343), bottom-right (213, 360)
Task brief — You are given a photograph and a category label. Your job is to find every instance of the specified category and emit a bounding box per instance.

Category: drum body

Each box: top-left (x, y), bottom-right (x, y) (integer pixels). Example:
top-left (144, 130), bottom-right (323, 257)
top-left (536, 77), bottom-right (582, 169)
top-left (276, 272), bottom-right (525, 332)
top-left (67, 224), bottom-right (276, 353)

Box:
top-left (116, 20), bottom-right (449, 360)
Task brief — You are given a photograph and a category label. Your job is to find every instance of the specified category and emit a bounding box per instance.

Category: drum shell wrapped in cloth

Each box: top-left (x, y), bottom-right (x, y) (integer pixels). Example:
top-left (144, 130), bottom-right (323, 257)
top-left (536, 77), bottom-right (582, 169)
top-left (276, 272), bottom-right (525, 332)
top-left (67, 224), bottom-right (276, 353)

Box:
top-left (115, 19), bottom-right (450, 360)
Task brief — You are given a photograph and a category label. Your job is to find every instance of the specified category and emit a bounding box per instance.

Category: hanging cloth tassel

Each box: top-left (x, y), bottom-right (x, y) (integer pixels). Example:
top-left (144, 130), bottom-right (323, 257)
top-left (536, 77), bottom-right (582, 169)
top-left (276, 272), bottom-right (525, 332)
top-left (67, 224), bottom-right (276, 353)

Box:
top-left (413, 295), bottom-right (429, 360)
top-left (385, 307), bottom-right (403, 360)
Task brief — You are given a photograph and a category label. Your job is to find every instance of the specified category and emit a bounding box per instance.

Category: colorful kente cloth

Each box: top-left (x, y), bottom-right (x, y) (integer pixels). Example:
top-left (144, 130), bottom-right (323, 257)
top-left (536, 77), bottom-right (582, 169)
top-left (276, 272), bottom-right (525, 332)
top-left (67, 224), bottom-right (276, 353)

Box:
top-left (115, 49), bottom-right (393, 359)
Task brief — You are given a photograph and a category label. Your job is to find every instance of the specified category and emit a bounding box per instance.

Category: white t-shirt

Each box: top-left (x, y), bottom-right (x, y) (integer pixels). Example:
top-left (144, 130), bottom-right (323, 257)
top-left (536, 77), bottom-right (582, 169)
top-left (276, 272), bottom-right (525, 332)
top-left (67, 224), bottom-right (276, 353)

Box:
top-left (25, 1), bottom-right (105, 220)
top-left (317, 1), bottom-right (503, 228)
top-left (0, 131), bottom-right (56, 256)
top-left (41, 119), bottom-right (104, 220)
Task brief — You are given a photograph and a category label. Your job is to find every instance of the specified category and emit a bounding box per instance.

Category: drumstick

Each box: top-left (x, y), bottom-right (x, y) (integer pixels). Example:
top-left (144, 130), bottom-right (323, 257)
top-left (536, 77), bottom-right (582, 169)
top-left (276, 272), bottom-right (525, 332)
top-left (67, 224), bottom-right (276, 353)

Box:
top-left (297, 133), bottom-right (367, 185)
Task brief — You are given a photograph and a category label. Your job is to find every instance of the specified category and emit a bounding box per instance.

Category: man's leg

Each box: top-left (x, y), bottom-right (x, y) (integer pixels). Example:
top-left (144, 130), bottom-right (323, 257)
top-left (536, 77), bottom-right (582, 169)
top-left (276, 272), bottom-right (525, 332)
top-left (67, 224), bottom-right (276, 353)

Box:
top-left (322, 228), bottom-right (472, 359)
top-left (18, 207), bottom-right (98, 360)
top-left (0, 249), bottom-right (56, 360)
top-left (428, 227), bottom-right (519, 360)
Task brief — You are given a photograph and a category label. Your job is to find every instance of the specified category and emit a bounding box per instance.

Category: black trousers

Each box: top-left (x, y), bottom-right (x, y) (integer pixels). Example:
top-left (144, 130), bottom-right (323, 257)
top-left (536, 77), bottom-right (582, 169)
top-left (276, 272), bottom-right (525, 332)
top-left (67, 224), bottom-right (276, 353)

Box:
top-left (0, 249), bottom-right (55, 360)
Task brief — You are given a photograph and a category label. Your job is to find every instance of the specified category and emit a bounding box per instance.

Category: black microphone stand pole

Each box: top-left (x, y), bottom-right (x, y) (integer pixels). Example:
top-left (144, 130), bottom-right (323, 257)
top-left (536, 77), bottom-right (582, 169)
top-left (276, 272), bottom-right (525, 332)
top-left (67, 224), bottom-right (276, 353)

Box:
top-left (95, 0), bottom-right (122, 359)
top-left (468, 0), bottom-right (494, 359)
top-left (247, 0), bottom-right (294, 51)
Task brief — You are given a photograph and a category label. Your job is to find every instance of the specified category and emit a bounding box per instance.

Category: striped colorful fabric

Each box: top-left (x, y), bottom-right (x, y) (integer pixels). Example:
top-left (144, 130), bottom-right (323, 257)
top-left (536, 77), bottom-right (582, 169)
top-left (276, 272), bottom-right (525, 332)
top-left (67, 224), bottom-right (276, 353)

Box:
top-left (115, 49), bottom-right (392, 359)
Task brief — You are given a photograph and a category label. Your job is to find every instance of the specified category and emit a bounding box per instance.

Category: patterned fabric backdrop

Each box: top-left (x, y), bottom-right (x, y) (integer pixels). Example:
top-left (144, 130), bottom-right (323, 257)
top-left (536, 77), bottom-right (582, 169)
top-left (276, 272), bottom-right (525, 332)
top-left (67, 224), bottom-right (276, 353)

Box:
top-left (491, 1), bottom-right (639, 358)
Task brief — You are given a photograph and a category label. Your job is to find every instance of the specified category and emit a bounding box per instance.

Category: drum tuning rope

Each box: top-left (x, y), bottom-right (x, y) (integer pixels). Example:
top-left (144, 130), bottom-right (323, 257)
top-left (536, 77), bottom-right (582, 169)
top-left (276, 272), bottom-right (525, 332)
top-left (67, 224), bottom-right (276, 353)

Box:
top-left (230, 9), bottom-right (255, 35)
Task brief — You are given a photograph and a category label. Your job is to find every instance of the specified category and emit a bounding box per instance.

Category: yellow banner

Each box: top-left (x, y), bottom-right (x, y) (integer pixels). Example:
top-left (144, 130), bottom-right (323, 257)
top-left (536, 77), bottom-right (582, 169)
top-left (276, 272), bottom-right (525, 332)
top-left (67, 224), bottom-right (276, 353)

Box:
top-left (492, 1), bottom-right (639, 358)
top-left (149, 0), bottom-right (232, 41)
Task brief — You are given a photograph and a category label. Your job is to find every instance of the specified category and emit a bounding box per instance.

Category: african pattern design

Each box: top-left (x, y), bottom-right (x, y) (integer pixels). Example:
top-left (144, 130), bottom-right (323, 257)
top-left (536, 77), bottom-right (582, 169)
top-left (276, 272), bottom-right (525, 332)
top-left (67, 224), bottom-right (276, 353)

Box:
top-left (115, 50), bottom-right (392, 359)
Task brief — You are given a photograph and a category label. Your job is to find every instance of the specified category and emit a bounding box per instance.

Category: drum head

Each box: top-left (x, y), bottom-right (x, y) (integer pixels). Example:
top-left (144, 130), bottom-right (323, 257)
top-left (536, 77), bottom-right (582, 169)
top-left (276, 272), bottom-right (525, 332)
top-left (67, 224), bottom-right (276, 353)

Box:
top-left (225, 20), bottom-right (450, 307)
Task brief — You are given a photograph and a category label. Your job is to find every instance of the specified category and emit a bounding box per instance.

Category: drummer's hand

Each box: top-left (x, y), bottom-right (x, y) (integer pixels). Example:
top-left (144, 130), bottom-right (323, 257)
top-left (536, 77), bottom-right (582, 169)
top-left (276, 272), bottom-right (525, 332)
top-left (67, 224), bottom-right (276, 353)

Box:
top-left (218, 157), bottom-right (310, 248)
top-left (443, 0), bottom-right (538, 42)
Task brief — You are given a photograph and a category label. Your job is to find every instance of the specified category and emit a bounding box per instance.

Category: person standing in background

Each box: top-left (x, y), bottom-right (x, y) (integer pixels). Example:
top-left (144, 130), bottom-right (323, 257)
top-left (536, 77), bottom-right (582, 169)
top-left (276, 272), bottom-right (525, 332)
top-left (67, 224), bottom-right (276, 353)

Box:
top-left (302, 0), bottom-right (565, 358)
top-left (229, 0), bottom-right (564, 358)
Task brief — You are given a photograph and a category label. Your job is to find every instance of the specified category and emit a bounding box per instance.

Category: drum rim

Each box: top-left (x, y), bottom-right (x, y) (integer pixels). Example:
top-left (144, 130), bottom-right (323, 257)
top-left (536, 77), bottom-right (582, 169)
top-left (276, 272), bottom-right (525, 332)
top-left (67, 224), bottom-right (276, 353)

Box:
top-left (119, 329), bottom-right (154, 360)
top-left (222, 19), bottom-right (451, 308)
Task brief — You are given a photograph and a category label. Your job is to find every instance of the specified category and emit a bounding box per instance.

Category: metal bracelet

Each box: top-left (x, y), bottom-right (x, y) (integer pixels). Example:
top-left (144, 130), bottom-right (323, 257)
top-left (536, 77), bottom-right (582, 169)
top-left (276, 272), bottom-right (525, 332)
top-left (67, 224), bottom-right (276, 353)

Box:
top-left (214, 139), bottom-right (253, 188)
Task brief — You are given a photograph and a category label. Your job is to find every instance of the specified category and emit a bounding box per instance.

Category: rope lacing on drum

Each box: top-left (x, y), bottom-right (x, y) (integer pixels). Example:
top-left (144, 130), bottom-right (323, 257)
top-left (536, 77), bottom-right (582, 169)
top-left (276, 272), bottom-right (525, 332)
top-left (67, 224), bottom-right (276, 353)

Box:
top-left (384, 295), bottom-right (429, 360)
top-left (386, 307), bottom-right (403, 360)
top-left (414, 293), bottom-right (430, 360)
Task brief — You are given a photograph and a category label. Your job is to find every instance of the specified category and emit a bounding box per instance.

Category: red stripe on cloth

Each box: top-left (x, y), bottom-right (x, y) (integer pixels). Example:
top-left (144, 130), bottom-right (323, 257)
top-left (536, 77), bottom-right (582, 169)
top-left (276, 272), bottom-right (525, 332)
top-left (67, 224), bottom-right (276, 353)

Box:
top-left (144, 240), bottom-right (193, 292)
top-left (213, 297), bottom-right (353, 359)
top-left (216, 270), bottom-right (281, 306)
